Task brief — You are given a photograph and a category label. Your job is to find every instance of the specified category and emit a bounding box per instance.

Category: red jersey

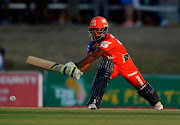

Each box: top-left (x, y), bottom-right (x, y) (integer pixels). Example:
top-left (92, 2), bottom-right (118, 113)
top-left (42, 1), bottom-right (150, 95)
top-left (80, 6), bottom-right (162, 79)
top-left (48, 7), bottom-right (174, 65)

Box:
top-left (88, 33), bottom-right (131, 67)
top-left (87, 33), bottom-right (146, 89)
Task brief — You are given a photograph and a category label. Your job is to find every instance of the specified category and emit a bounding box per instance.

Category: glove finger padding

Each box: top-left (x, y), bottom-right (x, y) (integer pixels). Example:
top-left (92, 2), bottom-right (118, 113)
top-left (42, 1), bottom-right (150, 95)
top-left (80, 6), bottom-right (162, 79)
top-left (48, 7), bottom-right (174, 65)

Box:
top-left (61, 66), bottom-right (72, 76)
top-left (65, 62), bottom-right (76, 68)
top-left (72, 68), bottom-right (83, 80)
top-left (60, 61), bottom-right (77, 75)
top-left (61, 65), bottom-right (83, 80)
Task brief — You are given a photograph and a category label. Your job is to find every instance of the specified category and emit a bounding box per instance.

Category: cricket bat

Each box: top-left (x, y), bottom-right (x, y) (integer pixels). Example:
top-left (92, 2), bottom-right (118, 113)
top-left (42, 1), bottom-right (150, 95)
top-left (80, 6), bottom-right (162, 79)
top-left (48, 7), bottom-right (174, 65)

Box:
top-left (26, 56), bottom-right (63, 72)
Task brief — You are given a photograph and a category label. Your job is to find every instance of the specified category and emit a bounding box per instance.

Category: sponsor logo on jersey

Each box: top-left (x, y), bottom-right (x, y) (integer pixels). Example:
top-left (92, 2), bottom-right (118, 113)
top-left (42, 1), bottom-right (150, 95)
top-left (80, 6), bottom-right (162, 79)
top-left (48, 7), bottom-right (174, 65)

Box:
top-left (127, 71), bottom-right (137, 77)
top-left (122, 53), bottom-right (129, 63)
top-left (100, 41), bottom-right (112, 48)
top-left (107, 55), bottom-right (116, 60)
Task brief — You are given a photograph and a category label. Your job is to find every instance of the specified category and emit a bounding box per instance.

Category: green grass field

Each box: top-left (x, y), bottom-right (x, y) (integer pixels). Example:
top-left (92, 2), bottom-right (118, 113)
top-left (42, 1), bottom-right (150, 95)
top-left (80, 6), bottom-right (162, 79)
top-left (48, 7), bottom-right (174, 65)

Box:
top-left (0, 107), bottom-right (180, 125)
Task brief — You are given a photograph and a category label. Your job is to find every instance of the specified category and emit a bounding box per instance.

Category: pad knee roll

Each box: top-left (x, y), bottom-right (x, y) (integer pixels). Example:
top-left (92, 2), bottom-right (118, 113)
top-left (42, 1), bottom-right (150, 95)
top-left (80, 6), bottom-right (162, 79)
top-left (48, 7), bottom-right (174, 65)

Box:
top-left (87, 58), bottom-right (114, 108)
top-left (137, 83), bottom-right (161, 106)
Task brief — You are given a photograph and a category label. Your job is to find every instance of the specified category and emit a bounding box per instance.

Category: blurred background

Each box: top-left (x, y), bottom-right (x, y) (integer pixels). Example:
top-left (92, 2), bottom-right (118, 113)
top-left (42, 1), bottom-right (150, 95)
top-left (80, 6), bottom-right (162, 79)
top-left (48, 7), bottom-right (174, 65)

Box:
top-left (0, 0), bottom-right (180, 108)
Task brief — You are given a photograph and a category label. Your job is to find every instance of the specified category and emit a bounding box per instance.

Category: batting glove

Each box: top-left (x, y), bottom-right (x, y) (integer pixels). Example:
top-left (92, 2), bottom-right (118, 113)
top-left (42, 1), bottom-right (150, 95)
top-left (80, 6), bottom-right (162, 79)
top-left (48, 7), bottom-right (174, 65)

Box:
top-left (60, 62), bottom-right (83, 80)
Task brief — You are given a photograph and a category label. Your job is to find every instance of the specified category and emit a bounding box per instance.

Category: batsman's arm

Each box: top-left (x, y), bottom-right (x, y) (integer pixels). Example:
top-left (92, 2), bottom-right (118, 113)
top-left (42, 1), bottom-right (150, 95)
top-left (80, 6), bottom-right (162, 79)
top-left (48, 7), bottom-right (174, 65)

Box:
top-left (77, 48), bottom-right (106, 68)
top-left (80, 52), bottom-right (93, 71)
top-left (80, 63), bottom-right (90, 72)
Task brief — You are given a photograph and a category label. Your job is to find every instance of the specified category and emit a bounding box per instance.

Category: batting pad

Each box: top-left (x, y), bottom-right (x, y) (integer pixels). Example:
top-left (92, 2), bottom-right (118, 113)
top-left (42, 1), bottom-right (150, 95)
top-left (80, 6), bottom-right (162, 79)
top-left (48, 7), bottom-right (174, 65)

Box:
top-left (87, 58), bottom-right (114, 108)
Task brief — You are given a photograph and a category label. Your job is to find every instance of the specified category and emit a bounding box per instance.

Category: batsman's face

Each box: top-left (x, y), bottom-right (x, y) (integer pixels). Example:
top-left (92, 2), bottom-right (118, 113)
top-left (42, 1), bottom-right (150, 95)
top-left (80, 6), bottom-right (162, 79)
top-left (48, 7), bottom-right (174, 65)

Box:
top-left (89, 28), bottom-right (103, 38)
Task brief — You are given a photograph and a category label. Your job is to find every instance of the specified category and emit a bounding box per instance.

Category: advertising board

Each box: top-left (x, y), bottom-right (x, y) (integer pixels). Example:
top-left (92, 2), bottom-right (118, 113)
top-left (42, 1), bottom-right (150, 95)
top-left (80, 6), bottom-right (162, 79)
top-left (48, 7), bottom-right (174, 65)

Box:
top-left (0, 72), bottom-right (43, 107)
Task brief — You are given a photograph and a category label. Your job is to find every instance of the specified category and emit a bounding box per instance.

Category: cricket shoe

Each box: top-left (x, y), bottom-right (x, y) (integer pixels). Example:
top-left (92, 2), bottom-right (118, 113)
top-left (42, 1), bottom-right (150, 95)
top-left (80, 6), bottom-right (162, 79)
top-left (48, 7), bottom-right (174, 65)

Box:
top-left (154, 102), bottom-right (163, 110)
top-left (88, 104), bottom-right (97, 110)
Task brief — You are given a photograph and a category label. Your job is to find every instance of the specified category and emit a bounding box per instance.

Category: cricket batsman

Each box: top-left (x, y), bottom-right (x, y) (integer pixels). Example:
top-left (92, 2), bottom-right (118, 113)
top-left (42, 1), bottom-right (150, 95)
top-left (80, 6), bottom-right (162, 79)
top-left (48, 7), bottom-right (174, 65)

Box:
top-left (60, 16), bottom-right (163, 110)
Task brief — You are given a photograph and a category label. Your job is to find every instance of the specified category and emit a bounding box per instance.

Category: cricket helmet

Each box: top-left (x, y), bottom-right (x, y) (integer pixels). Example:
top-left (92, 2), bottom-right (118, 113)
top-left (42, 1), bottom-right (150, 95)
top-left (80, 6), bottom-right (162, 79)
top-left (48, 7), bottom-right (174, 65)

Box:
top-left (88, 16), bottom-right (109, 41)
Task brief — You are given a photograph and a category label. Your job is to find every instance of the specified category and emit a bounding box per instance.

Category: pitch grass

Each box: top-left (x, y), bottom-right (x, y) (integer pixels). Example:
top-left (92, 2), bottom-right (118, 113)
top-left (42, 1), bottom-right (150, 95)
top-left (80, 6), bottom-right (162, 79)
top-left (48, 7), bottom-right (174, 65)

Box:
top-left (0, 107), bottom-right (180, 125)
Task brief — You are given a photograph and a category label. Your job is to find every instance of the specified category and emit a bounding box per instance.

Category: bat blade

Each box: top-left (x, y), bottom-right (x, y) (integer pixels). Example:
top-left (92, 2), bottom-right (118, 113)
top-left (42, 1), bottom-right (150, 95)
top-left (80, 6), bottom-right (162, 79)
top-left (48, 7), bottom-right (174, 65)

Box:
top-left (26, 56), bottom-right (63, 72)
